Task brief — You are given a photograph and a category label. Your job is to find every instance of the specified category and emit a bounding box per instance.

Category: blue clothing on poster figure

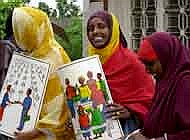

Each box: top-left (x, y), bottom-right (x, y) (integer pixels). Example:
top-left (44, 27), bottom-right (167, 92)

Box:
top-left (0, 85), bottom-right (12, 122)
top-left (17, 88), bottom-right (32, 131)
top-left (65, 78), bottom-right (76, 118)
top-left (1, 92), bottom-right (10, 108)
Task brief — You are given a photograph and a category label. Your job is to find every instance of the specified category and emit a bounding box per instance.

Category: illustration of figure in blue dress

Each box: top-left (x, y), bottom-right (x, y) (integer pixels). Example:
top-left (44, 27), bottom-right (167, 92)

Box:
top-left (16, 88), bottom-right (32, 131)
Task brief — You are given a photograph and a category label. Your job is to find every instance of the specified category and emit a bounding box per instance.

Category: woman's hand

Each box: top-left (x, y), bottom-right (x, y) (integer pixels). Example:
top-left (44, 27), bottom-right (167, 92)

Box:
top-left (104, 103), bottom-right (131, 120)
top-left (14, 129), bottom-right (43, 140)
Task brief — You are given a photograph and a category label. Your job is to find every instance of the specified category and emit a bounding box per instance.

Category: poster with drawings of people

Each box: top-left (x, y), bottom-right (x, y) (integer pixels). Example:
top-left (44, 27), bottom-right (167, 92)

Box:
top-left (57, 55), bottom-right (124, 140)
top-left (0, 52), bottom-right (50, 138)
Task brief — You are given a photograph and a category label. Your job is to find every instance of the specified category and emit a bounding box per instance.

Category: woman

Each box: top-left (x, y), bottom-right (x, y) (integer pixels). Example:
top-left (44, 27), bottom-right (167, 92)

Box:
top-left (12, 7), bottom-right (74, 140)
top-left (132, 32), bottom-right (190, 140)
top-left (87, 11), bottom-right (155, 135)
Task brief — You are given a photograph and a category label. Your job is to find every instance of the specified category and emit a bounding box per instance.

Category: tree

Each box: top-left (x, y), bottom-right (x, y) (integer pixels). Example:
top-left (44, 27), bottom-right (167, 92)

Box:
top-left (64, 17), bottom-right (82, 60)
top-left (38, 2), bottom-right (57, 18)
top-left (0, 2), bottom-right (24, 39)
top-left (38, 2), bottom-right (51, 16)
top-left (55, 17), bottom-right (82, 60)
top-left (56, 0), bottom-right (81, 19)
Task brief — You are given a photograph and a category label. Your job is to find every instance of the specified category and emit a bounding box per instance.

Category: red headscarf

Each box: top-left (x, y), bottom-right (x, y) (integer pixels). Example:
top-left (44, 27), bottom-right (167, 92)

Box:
top-left (138, 39), bottom-right (158, 62)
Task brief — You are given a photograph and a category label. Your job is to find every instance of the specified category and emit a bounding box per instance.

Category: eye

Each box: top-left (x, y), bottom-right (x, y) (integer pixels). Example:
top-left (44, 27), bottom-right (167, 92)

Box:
top-left (87, 25), bottom-right (94, 32)
top-left (98, 23), bottom-right (106, 29)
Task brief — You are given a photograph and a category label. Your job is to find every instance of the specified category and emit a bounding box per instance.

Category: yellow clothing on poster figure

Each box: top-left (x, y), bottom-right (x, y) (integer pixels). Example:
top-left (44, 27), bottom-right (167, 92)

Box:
top-left (79, 85), bottom-right (91, 100)
top-left (12, 7), bottom-right (75, 140)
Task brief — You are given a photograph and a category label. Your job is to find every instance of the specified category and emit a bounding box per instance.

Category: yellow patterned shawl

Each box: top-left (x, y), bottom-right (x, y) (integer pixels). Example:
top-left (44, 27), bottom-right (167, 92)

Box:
top-left (88, 14), bottom-right (120, 64)
top-left (12, 7), bottom-right (74, 140)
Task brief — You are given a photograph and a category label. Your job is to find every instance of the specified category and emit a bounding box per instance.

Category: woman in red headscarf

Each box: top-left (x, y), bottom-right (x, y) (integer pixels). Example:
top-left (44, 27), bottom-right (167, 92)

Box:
top-left (129, 32), bottom-right (190, 140)
top-left (87, 11), bottom-right (155, 135)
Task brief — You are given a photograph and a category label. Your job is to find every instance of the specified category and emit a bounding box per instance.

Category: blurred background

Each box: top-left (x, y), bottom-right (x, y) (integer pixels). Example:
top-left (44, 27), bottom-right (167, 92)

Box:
top-left (0, 0), bottom-right (83, 60)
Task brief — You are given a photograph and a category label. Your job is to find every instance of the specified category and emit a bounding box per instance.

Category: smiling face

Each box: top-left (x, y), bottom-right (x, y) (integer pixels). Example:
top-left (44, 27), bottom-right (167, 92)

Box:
top-left (87, 17), bottom-right (111, 49)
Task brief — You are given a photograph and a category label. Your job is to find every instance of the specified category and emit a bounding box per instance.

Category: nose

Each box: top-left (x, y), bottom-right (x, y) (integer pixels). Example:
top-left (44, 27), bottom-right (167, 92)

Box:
top-left (93, 26), bottom-right (99, 34)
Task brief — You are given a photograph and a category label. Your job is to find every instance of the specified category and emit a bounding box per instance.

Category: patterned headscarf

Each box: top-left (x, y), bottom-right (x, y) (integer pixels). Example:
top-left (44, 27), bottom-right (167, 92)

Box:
top-left (12, 7), bottom-right (70, 69)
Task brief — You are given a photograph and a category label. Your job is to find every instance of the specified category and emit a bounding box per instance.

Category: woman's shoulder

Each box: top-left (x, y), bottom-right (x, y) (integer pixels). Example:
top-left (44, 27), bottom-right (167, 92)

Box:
top-left (123, 47), bottom-right (147, 70)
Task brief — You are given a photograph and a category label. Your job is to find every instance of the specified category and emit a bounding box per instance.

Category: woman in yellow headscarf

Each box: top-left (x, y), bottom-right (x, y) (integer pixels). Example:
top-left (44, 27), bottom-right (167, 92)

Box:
top-left (87, 11), bottom-right (155, 135)
top-left (12, 7), bottom-right (75, 140)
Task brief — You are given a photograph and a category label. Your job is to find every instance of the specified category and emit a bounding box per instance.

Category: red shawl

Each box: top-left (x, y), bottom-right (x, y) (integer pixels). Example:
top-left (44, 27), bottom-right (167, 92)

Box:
top-left (103, 43), bottom-right (155, 121)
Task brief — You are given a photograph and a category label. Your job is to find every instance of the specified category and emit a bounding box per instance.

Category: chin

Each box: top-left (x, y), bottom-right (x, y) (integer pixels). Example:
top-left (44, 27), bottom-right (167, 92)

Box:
top-left (93, 44), bottom-right (106, 49)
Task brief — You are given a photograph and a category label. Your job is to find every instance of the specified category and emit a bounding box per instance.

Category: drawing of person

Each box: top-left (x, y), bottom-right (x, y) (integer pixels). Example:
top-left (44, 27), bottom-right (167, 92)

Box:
top-left (0, 84), bottom-right (13, 124)
top-left (86, 71), bottom-right (96, 92)
top-left (16, 88), bottom-right (32, 131)
top-left (97, 73), bottom-right (109, 102)
top-left (86, 72), bottom-right (105, 107)
top-left (87, 104), bottom-right (105, 139)
top-left (78, 105), bottom-right (92, 140)
top-left (78, 76), bottom-right (91, 103)
top-left (65, 78), bottom-right (76, 118)
top-left (90, 84), bottom-right (106, 107)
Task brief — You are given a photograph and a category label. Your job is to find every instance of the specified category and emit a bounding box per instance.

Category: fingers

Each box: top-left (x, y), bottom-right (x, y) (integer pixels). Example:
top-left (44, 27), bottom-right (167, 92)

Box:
top-left (106, 103), bottom-right (122, 108)
top-left (104, 103), bottom-right (130, 119)
top-left (104, 110), bottom-right (128, 120)
top-left (105, 104), bottom-right (126, 113)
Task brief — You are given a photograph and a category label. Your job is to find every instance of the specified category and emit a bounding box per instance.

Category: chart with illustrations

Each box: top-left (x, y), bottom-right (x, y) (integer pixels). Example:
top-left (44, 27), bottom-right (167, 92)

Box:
top-left (58, 55), bottom-right (123, 140)
top-left (0, 53), bottom-right (50, 138)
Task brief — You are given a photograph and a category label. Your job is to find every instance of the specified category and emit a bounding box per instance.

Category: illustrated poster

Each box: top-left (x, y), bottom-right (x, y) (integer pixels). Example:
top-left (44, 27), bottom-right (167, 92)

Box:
top-left (0, 52), bottom-right (50, 138)
top-left (58, 55), bottom-right (124, 140)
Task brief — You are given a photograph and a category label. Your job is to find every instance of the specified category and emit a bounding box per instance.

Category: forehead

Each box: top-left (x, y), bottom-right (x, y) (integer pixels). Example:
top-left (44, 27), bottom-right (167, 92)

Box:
top-left (88, 17), bottom-right (106, 25)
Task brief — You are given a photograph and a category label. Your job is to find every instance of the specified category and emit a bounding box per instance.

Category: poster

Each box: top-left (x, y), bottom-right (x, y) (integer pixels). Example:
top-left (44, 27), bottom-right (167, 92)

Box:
top-left (58, 55), bottom-right (123, 140)
top-left (0, 52), bottom-right (50, 138)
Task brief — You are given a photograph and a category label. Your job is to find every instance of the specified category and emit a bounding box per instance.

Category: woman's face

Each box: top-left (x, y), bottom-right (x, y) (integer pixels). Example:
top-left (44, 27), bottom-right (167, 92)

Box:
top-left (143, 60), bottom-right (163, 79)
top-left (88, 17), bottom-right (110, 48)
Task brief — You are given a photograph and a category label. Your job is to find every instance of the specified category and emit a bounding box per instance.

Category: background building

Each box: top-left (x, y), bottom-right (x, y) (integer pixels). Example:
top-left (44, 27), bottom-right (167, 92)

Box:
top-left (83, 0), bottom-right (190, 55)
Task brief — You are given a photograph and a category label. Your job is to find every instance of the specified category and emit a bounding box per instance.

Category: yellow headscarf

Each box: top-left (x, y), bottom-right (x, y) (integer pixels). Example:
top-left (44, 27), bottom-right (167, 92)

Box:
top-left (12, 7), bottom-right (70, 69)
top-left (12, 7), bottom-right (74, 140)
top-left (88, 13), bottom-right (120, 64)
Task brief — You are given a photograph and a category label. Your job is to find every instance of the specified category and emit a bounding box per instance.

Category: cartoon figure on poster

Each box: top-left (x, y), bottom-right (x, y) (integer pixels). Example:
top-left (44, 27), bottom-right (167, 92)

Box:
top-left (0, 85), bottom-right (13, 125)
top-left (78, 105), bottom-right (92, 140)
top-left (65, 78), bottom-right (76, 118)
top-left (96, 73), bottom-right (109, 102)
top-left (86, 104), bottom-right (106, 139)
top-left (86, 71), bottom-right (106, 107)
top-left (15, 88), bottom-right (32, 131)
top-left (78, 76), bottom-right (91, 104)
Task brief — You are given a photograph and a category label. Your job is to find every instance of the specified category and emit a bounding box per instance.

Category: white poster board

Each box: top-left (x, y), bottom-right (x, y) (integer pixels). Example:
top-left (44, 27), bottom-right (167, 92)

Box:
top-left (58, 55), bottom-right (124, 140)
top-left (0, 52), bottom-right (50, 138)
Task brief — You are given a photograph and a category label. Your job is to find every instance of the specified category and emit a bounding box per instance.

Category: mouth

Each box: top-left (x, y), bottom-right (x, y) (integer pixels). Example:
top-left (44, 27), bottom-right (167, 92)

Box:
top-left (94, 36), bottom-right (104, 42)
top-left (92, 36), bottom-right (105, 46)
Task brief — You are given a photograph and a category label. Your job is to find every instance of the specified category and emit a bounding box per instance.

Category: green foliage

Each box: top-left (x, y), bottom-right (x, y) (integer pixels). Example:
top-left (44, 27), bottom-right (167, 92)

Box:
top-left (0, 2), bottom-right (24, 39)
top-left (0, 1), bottom-right (82, 61)
top-left (38, 2), bottom-right (51, 16)
top-left (55, 17), bottom-right (82, 60)
top-left (38, 2), bottom-right (57, 17)
top-left (56, 0), bottom-right (81, 19)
